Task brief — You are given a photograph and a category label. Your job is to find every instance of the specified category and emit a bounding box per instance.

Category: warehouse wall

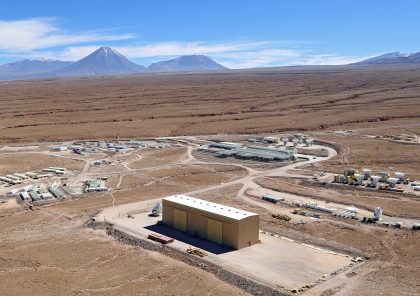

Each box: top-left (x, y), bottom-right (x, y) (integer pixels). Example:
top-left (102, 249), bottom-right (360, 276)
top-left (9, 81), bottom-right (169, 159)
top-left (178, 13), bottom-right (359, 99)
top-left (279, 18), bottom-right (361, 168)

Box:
top-left (162, 199), bottom-right (174, 226)
top-left (162, 199), bottom-right (258, 250)
top-left (221, 220), bottom-right (239, 249)
top-left (237, 215), bottom-right (260, 249)
top-left (187, 210), bottom-right (206, 238)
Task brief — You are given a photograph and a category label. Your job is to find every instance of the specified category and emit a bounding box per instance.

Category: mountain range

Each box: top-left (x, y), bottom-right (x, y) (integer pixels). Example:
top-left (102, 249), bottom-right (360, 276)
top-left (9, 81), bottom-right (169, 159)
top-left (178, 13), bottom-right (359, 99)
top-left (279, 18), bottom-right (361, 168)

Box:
top-left (0, 47), bottom-right (227, 80)
top-left (355, 51), bottom-right (420, 64)
top-left (1, 47), bottom-right (420, 80)
top-left (148, 55), bottom-right (227, 72)
top-left (0, 59), bottom-right (73, 79)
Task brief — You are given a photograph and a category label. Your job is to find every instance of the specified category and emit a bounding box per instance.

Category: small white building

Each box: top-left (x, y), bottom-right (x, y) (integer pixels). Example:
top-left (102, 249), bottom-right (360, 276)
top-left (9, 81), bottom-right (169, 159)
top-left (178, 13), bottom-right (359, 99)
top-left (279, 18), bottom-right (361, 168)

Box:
top-left (263, 136), bottom-right (280, 144)
top-left (50, 145), bottom-right (68, 152)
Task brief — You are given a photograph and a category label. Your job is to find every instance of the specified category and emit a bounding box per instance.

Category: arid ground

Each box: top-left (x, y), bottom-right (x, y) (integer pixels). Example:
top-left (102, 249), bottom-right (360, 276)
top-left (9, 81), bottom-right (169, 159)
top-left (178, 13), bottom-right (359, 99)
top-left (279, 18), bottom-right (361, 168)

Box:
top-left (0, 66), bottom-right (419, 296)
top-left (0, 66), bottom-right (419, 143)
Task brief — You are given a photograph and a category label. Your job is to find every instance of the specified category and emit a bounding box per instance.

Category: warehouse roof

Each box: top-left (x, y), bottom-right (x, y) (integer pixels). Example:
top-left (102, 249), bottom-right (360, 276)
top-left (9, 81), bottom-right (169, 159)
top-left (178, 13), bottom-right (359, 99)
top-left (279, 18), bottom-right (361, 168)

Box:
top-left (163, 195), bottom-right (258, 221)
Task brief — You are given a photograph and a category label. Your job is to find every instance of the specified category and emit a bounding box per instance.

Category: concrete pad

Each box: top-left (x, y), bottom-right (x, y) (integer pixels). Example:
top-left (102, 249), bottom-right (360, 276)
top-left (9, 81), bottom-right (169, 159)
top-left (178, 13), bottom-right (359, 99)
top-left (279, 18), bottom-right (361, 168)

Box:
top-left (215, 233), bottom-right (351, 290)
top-left (108, 211), bottom-right (353, 291)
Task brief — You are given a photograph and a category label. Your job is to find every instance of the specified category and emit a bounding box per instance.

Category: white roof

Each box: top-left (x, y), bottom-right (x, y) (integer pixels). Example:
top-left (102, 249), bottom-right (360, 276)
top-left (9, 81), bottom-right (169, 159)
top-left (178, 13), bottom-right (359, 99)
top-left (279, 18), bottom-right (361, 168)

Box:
top-left (163, 195), bottom-right (258, 221)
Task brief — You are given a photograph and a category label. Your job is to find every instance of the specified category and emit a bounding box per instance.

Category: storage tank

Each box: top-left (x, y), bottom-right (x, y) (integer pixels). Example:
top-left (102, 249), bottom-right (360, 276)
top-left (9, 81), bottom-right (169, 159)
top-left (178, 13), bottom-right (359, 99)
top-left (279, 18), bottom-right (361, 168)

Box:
top-left (374, 207), bottom-right (382, 220)
top-left (377, 171), bottom-right (390, 182)
top-left (387, 177), bottom-right (399, 188)
top-left (370, 176), bottom-right (380, 188)
top-left (346, 205), bottom-right (358, 213)
top-left (294, 133), bottom-right (303, 142)
top-left (362, 169), bottom-right (372, 180)
top-left (354, 173), bottom-right (363, 185)
top-left (293, 200), bottom-right (303, 207)
top-left (339, 175), bottom-right (347, 183)
top-left (395, 172), bottom-right (406, 183)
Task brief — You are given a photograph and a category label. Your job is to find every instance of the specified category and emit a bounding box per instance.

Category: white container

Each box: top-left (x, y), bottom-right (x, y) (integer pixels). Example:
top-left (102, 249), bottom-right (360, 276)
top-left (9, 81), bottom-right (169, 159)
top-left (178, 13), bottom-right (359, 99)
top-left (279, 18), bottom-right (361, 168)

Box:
top-left (387, 177), bottom-right (399, 188)
top-left (354, 174), bottom-right (363, 185)
top-left (371, 176), bottom-right (380, 187)
top-left (374, 207), bottom-right (382, 220)
top-left (362, 169), bottom-right (372, 180)
top-left (395, 172), bottom-right (406, 182)
top-left (20, 192), bottom-right (30, 201)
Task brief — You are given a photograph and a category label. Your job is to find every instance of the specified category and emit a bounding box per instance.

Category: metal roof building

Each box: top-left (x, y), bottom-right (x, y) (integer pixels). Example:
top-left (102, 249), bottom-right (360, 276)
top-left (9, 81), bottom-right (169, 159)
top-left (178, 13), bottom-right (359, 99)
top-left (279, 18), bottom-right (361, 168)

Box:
top-left (215, 145), bottom-right (295, 162)
top-left (162, 195), bottom-right (259, 250)
top-left (209, 142), bottom-right (244, 150)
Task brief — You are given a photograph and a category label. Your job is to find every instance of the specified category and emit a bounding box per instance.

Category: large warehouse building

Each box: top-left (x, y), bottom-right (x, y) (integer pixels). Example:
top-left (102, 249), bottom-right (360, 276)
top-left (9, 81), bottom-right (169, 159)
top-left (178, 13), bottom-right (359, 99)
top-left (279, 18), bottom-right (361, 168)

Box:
top-left (162, 195), bottom-right (259, 250)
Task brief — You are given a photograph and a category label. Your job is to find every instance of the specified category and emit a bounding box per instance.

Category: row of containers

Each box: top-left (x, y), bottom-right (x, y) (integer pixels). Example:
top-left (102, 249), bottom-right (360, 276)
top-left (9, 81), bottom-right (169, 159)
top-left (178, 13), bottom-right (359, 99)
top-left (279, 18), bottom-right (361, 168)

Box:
top-left (250, 134), bottom-right (314, 147)
top-left (57, 140), bottom-right (171, 155)
top-left (0, 167), bottom-right (66, 185)
top-left (335, 169), bottom-right (418, 189)
top-left (262, 195), bottom-right (361, 220)
top-left (19, 185), bottom-right (66, 202)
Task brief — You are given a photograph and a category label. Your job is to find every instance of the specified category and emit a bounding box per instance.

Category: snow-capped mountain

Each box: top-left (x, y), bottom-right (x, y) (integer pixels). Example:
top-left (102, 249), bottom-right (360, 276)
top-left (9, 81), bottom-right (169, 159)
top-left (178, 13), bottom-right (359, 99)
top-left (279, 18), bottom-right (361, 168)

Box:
top-left (0, 48), bottom-right (228, 80)
top-left (53, 47), bottom-right (146, 76)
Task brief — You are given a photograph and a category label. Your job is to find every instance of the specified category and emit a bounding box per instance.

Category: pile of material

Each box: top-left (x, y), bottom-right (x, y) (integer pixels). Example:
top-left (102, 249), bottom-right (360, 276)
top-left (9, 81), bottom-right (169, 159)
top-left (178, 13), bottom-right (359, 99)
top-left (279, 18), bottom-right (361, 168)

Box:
top-left (271, 213), bottom-right (291, 221)
top-left (186, 247), bottom-right (208, 257)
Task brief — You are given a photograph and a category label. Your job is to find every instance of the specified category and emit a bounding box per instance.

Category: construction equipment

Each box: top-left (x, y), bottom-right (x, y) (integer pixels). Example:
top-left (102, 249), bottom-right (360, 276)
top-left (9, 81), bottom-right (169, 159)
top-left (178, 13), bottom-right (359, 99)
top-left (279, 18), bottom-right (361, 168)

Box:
top-left (186, 247), bottom-right (208, 257)
top-left (272, 213), bottom-right (291, 221)
top-left (293, 209), bottom-right (308, 216)
top-left (344, 168), bottom-right (358, 184)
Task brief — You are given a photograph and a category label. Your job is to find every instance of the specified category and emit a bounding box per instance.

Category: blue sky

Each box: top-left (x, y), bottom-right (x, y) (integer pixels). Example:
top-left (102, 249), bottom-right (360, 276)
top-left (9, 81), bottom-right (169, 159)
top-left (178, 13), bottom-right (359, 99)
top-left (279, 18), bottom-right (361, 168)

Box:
top-left (1, 0), bottom-right (419, 68)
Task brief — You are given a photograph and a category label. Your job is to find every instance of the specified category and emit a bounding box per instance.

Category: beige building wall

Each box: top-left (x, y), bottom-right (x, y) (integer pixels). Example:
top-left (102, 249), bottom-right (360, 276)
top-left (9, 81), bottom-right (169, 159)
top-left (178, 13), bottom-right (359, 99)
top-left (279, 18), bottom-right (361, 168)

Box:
top-left (162, 199), bottom-right (259, 250)
top-left (237, 215), bottom-right (260, 249)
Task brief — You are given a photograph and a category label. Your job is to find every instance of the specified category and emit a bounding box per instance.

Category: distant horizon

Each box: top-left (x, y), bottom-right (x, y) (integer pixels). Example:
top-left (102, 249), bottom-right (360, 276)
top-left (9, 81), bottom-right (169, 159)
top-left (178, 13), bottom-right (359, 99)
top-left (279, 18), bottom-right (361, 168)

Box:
top-left (2, 46), bottom-right (420, 72)
top-left (1, 0), bottom-right (420, 68)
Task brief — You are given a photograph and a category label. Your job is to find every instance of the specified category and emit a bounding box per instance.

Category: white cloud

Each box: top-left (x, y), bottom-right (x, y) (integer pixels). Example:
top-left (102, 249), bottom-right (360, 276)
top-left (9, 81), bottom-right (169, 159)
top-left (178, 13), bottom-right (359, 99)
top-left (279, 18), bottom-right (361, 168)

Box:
top-left (30, 41), bottom-right (280, 61)
top-left (295, 54), bottom-right (368, 66)
top-left (212, 49), bottom-right (304, 69)
top-left (24, 42), bottom-right (368, 68)
top-left (0, 18), bottom-right (369, 68)
top-left (0, 18), bottom-right (134, 52)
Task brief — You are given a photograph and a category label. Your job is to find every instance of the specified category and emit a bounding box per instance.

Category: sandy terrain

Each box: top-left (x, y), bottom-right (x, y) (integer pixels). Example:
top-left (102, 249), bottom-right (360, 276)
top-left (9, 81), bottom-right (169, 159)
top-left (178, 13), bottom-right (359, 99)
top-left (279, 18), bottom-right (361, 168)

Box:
top-left (0, 152), bottom-right (84, 175)
top-left (130, 147), bottom-right (188, 169)
top-left (0, 67), bottom-right (419, 143)
top-left (0, 207), bottom-right (246, 296)
top-left (315, 130), bottom-right (420, 180)
top-left (0, 67), bottom-right (419, 296)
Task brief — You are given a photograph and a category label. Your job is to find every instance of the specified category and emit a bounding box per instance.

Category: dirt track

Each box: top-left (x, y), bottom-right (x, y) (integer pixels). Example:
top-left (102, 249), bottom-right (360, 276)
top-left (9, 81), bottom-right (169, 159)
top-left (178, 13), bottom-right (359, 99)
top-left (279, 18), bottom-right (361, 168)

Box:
top-left (1, 67), bottom-right (419, 296)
